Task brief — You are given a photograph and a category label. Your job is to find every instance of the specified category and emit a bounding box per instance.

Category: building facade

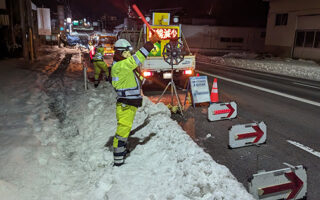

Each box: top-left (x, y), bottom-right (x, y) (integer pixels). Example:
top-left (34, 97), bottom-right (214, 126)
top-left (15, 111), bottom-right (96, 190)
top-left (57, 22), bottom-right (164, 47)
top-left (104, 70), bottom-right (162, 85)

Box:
top-left (182, 25), bottom-right (266, 55)
top-left (265, 0), bottom-right (320, 60)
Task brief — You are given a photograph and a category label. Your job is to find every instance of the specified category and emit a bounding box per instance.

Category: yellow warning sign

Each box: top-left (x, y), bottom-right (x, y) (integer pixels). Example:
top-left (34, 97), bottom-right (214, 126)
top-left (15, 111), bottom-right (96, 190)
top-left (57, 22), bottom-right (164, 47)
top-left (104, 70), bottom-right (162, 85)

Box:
top-left (149, 42), bottom-right (161, 56)
top-left (152, 13), bottom-right (170, 25)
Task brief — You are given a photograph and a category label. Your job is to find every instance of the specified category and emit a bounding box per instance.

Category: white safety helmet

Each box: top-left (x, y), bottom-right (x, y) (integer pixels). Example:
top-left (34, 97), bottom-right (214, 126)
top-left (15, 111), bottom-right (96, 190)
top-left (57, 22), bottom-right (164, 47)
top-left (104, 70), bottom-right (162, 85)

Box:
top-left (114, 39), bottom-right (133, 52)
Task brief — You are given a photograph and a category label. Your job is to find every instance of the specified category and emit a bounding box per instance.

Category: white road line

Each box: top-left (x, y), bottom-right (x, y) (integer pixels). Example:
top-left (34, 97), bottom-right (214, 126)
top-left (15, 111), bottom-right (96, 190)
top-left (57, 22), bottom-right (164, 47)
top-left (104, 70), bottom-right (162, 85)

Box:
top-left (197, 61), bottom-right (290, 80)
top-left (197, 70), bottom-right (320, 107)
top-left (293, 81), bottom-right (320, 90)
top-left (287, 140), bottom-right (320, 158)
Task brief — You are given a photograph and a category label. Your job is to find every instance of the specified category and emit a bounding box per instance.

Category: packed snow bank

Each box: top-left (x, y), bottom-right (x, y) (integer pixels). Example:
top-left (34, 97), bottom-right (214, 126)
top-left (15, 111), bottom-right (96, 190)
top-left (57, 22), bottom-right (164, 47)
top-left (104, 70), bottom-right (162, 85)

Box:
top-left (79, 90), bottom-right (254, 200)
top-left (198, 53), bottom-right (320, 81)
top-left (0, 46), bottom-right (254, 200)
top-left (222, 52), bottom-right (259, 59)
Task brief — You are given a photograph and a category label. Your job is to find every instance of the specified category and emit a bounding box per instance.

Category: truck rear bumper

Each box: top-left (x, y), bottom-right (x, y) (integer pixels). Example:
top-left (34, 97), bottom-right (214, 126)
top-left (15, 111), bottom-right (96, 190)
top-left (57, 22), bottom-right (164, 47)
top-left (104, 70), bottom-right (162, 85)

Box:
top-left (142, 71), bottom-right (193, 88)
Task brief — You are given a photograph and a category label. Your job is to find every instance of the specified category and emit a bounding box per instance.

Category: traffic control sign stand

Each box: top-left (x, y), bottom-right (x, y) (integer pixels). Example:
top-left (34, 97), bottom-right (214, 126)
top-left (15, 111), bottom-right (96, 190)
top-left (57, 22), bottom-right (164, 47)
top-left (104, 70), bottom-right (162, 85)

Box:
top-left (184, 76), bottom-right (211, 108)
top-left (183, 79), bottom-right (197, 108)
top-left (156, 67), bottom-right (184, 115)
top-left (184, 79), bottom-right (193, 107)
top-left (157, 39), bottom-right (184, 115)
top-left (229, 121), bottom-right (267, 148)
top-left (208, 101), bottom-right (237, 121)
top-left (248, 164), bottom-right (307, 200)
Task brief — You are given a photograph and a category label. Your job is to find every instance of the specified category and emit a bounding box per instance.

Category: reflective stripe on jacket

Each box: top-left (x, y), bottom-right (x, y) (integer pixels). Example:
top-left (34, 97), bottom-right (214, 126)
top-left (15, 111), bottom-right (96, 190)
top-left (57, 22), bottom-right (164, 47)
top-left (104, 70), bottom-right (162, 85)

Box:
top-left (111, 46), bottom-right (150, 100)
top-left (92, 46), bottom-right (104, 61)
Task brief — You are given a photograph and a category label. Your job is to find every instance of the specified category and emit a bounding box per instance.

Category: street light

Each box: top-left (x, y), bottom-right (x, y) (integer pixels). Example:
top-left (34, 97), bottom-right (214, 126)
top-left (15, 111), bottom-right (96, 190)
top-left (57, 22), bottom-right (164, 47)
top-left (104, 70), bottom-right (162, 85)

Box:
top-left (67, 17), bottom-right (72, 24)
top-left (173, 16), bottom-right (179, 23)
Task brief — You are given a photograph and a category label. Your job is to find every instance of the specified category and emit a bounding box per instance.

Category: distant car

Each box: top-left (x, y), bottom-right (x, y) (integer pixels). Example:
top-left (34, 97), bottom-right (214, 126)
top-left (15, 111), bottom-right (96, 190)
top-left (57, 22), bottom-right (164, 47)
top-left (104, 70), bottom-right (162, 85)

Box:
top-left (66, 34), bottom-right (81, 46)
top-left (64, 34), bottom-right (89, 48)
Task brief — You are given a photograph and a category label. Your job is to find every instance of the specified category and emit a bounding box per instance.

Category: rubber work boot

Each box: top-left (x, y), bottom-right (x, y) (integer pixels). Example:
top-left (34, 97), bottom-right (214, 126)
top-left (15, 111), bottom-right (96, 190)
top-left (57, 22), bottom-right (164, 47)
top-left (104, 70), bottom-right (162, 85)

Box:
top-left (105, 76), bottom-right (111, 83)
top-left (113, 141), bottom-right (128, 167)
top-left (94, 80), bottom-right (99, 88)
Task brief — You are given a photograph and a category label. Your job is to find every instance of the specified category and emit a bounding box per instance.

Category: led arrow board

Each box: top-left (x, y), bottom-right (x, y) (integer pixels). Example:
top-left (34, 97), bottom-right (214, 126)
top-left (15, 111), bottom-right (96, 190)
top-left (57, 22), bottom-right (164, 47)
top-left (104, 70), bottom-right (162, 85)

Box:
top-left (208, 102), bottom-right (237, 121)
top-left (229, 121), bottom-right (267, 148)
top-left (248, 165), bottom-right (307, 200)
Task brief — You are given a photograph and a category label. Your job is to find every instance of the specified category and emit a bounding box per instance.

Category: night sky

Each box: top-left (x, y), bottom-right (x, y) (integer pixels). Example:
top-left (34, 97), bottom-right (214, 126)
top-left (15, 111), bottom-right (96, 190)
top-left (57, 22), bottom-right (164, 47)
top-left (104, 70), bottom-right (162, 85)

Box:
top-left (34, 0), bottom-right (269, 27)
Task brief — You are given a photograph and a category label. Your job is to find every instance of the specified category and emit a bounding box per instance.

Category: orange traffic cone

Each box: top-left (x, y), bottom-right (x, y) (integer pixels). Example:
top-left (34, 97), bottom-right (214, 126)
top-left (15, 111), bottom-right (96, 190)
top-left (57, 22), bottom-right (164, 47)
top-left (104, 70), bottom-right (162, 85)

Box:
top-left (210, 78), bottom-right (219, 103)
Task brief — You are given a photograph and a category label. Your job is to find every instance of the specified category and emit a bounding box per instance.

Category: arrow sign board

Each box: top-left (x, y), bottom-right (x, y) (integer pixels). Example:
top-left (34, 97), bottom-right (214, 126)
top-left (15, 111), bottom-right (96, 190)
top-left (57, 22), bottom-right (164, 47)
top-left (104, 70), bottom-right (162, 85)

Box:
top-left (208, 102), bottom-right (237, 121)
top-left (248, 165), bottom-right (307, 200)
top-left (229, 121), bottom-right (266, 148)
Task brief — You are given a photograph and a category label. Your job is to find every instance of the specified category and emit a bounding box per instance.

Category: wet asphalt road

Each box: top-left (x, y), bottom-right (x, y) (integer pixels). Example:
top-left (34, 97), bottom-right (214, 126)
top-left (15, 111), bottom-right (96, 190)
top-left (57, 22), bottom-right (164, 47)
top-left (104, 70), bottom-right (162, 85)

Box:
top-left (144, 61), bottom-right (320, 199)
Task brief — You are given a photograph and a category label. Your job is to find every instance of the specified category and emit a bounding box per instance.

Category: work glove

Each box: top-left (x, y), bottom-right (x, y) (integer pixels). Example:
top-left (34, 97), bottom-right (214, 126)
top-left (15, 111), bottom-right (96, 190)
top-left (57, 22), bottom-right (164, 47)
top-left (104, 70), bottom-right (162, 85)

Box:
top-left (149, 32), bottom-right (161, 44)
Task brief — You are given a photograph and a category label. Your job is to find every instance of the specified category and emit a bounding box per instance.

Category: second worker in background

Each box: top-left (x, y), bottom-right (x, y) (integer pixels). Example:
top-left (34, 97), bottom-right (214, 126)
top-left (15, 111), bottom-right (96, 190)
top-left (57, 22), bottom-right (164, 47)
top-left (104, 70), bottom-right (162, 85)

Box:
top-left (92, 41), bottom-right (109, 88)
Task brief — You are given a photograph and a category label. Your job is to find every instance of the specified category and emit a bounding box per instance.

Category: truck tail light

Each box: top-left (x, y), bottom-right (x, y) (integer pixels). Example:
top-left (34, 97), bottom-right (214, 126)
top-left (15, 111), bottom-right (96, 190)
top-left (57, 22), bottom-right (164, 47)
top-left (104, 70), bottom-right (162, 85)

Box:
top-left (183, 70), bottom-right (193, 75)
top-left (143, 71), bottom-right (152, 77)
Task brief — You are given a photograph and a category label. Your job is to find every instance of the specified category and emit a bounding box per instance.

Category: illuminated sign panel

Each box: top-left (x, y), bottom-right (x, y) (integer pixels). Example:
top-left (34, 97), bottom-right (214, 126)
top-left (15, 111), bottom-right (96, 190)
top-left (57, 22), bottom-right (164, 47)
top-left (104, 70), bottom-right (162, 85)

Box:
top-left (73, 20), bottom-right (79, 26)
top-left (148, 28), bottom-right (178, 40)
top-left (147, 25), bottom-right (180, 57)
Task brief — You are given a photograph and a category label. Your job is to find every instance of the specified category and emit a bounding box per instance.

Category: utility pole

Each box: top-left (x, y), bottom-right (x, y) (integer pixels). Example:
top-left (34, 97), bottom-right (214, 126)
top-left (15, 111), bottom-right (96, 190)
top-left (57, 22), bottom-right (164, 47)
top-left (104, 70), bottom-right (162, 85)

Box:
top-left (26, 0), bottom-right (35, 61)
top-left (9, 0), bottom-right (16, 56)
top-left (19, 0), bottom-right (29, 61)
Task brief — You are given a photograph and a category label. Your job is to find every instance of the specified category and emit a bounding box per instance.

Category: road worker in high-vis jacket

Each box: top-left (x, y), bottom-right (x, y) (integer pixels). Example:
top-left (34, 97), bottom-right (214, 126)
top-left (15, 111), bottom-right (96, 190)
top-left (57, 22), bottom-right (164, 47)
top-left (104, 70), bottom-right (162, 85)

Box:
top-left (92, 42), bottom-right (109, 88)
top-left (111, 32), bottom-right (160, 166)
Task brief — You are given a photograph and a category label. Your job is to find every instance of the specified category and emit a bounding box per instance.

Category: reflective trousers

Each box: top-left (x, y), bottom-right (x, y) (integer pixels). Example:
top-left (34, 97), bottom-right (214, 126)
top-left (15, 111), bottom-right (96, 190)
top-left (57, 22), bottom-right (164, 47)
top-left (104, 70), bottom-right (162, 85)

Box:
top-left (113, 102), bottom-right (137, 166)
top-left (93, 60), bottom-right (108, 81)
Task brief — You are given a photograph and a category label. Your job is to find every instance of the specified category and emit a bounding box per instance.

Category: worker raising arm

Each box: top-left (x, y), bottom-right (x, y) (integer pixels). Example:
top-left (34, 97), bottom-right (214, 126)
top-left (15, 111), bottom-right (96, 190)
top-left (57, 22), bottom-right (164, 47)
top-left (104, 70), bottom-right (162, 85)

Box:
top-left (111, 32), bottom-right (160, 166)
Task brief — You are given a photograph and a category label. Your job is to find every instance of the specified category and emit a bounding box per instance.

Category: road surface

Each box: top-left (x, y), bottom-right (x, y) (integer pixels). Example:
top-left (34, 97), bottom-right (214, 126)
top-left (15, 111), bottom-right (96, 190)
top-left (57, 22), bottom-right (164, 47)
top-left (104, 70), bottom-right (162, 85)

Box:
top-left (144, 61), bottom-right (320, 199)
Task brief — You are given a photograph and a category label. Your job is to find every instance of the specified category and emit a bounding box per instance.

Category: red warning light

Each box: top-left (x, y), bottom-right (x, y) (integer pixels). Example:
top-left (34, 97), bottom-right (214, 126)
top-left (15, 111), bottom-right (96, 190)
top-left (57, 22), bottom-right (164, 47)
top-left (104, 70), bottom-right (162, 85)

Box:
top-left (183, 70), bottom-right (193, 75)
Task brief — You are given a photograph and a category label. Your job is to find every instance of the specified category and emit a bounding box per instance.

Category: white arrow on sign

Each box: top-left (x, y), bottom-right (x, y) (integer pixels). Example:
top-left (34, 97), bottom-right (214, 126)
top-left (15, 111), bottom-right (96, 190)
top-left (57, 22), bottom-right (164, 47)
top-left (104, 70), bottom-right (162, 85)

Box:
top-left (229, 121), bottom-right (267, 148)
top-left (208, 101), bottom-right (237, 121)
top-left (248, 165), bottom-right (307, 200)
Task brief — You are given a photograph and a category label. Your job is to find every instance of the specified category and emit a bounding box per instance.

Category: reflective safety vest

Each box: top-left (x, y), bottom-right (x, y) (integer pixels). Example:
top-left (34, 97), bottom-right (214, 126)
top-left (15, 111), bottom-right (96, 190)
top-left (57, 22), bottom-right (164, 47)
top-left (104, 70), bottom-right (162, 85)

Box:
top-left (92, 46), bottom-right (104, 61)
top-left (111, 46), bottom-right (150, 100)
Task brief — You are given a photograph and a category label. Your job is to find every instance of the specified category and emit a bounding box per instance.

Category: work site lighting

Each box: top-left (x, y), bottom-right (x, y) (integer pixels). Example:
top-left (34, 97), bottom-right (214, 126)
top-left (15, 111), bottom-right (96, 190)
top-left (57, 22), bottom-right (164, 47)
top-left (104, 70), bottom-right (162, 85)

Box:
top-left (173, 16), bottom-right (179, 23)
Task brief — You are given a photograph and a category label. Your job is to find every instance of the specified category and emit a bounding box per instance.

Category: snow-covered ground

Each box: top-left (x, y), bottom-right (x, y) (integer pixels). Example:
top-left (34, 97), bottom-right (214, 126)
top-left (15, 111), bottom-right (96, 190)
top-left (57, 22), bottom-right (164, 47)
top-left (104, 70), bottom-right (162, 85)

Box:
top-left (199, 52), bottom-right (320, 81)
top-left (0, 46), bottom-right (254, 200)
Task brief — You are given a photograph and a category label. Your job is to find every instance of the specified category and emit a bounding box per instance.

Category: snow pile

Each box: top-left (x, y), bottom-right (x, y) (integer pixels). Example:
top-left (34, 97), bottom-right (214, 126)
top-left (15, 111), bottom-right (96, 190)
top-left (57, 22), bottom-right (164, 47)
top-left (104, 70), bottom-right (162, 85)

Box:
top-left (222, 52), bottom-right (258, 59)
top-left (206, 54), bottom-right (320, 81)
top-left (37, 81), bottom-right (253, 199)
top-left (0, 46), bottom-right (254, 200)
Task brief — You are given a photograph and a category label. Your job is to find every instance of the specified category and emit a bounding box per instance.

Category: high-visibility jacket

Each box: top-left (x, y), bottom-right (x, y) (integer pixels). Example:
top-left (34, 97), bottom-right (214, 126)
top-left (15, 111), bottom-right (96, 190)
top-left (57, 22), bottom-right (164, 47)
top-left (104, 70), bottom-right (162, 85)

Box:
top-left (111, 46), bottom-right (151, 105)
top-left (92, 46), bottom-right (104, 61)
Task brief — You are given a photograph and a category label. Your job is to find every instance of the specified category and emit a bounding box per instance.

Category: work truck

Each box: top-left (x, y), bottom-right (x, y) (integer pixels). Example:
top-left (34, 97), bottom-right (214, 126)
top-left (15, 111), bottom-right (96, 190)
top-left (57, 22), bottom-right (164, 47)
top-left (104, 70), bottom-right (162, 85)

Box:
top-left (118, 12), bottom-right (196, 87)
